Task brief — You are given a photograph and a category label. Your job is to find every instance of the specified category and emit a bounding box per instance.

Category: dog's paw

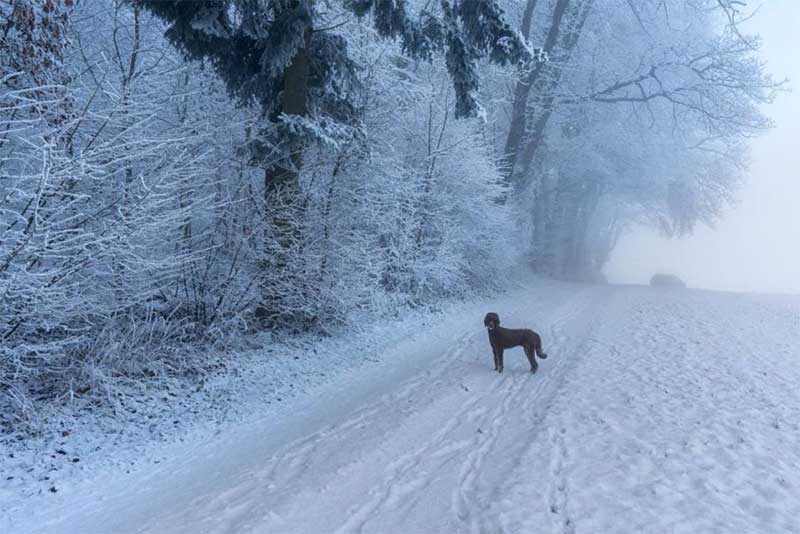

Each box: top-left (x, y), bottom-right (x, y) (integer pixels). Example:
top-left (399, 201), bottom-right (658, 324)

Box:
top-left (539, 353), bottom-right (548, 359)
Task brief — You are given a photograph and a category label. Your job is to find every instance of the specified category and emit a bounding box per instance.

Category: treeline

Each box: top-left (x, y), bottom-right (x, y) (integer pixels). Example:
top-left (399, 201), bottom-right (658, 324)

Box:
top-left (0, 0), bottom-right (775, 425)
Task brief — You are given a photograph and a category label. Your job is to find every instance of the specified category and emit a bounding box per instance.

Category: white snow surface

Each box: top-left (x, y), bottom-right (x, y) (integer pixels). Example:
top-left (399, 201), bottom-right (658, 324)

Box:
top-left (3, 280), bottom-right (800, 533)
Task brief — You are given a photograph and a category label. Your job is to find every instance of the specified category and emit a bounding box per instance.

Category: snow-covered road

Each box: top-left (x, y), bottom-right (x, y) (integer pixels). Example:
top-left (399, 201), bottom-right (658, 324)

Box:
top-left (7, 283), bottom-right (800, 533)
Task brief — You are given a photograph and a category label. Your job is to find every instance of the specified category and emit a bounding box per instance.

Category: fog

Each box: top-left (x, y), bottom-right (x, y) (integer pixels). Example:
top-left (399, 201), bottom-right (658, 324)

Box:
top-left (605, 0), bottom-right (800, 295)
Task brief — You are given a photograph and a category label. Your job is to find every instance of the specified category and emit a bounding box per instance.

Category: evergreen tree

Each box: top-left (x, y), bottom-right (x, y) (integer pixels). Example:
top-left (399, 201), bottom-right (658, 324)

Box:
top-left (134, 0), bottom-right (536, 122)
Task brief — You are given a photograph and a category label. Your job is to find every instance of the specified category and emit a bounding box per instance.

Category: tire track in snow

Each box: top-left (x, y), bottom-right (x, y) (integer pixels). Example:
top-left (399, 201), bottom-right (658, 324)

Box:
top-left (450, 300), bottom-right (577, 532)
top-left (255, 329), bottom-right (486, 494)
top-left (173, 327), bottom-right (491, 534)
top-left (185, 284), bottom-right (601, 534)
top-left (333, 343), bottom-right (501, 534)
top-left (451, 371), bottom-right (536, 534)
top-left (452, 289), bottom-right (603, 534)
top-left (331, 289), bottom-right (600, 533)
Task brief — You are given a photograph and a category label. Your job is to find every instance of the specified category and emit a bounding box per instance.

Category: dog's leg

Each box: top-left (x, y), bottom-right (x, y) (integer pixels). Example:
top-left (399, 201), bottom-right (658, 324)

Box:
top-left (525, 345), bottom-right (538, 374)
top-left (493, 349), bottom-right (500, 371)
top-left (497, 349), bottom-right (504, 373)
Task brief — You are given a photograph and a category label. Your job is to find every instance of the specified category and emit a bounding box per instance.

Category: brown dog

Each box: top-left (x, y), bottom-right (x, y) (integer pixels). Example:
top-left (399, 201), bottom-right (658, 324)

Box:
top-left (483, 312), bottom-right (547, 374)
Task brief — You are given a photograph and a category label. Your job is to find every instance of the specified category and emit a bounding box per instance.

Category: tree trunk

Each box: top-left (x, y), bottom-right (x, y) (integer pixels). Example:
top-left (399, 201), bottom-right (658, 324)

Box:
top-left (260, 20), bottom-right (312, 326)
top-left (502, 0), bottom-right (571, 191)
top-left (520, 0), bottom-right (540, 40)
top-left (565, 184), bottom-right (601, 280)
top-left (515, 0), bottom-right (593, 192)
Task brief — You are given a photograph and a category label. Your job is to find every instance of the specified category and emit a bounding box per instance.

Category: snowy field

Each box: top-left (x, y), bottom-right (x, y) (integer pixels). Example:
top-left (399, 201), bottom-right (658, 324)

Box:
top-left (3, 280), bottom-right (799, 533)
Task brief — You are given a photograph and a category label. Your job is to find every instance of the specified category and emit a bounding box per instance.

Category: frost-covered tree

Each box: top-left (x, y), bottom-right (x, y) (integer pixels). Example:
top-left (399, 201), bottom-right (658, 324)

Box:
top-left (493, 0), bottom-right (778, 279)
top-left (132, 0), bottom-right (540, 324)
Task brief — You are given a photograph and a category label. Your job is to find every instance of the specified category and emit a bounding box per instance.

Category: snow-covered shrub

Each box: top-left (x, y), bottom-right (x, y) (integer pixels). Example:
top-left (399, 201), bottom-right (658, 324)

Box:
top-left (350, 42), bottom-right (518, 306)
top-left (0, 4), bottom-right (260, 425)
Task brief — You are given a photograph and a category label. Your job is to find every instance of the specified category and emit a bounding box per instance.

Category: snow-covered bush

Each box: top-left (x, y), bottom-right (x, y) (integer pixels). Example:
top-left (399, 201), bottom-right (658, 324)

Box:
top-left (0, 3), bottom-right (260, 425)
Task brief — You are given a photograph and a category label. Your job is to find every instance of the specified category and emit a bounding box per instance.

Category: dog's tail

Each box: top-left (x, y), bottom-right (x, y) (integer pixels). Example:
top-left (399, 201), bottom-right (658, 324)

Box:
top-left (536, 338), bottom-right (548, 359)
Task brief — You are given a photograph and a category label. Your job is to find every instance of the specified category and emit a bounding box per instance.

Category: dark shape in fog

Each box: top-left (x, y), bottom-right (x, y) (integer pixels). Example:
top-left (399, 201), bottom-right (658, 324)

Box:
top-left (650, 274), bottom-right (687, 289)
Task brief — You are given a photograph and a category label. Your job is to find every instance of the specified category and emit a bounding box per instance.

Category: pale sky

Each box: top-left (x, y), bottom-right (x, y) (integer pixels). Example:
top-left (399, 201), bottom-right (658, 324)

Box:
top-left (605, 0), bottom-right (800, 295)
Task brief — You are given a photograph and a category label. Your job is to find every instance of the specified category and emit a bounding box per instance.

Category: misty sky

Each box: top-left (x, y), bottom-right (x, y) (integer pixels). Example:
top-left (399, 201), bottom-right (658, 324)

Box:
top-left (605, 0), bottom-right (800, 295)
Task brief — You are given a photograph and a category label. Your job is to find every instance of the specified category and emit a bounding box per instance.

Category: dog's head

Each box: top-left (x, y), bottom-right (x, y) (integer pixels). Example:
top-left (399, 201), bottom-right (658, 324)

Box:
top-left (484, 312), bottom-right (500, 330)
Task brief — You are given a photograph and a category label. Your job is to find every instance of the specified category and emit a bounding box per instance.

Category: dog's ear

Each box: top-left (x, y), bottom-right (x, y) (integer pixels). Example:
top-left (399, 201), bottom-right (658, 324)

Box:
top-left (483, 313), bottom-right (492, 326)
